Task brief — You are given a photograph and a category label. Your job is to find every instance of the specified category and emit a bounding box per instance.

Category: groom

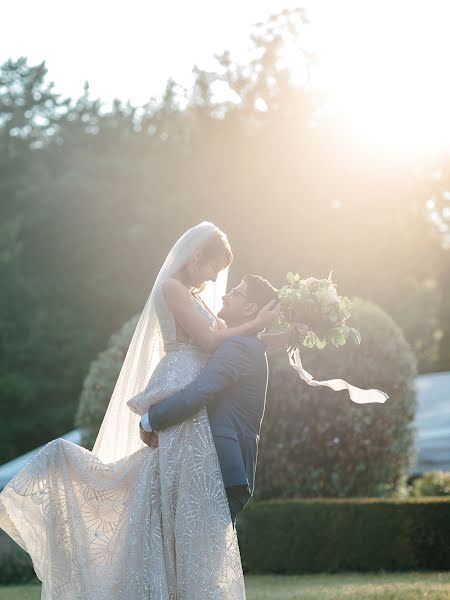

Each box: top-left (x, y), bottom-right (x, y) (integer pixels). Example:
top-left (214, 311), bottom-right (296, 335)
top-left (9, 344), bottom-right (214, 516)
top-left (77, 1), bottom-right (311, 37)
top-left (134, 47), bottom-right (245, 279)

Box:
top-left (139, 274), bottom-right (307, 525)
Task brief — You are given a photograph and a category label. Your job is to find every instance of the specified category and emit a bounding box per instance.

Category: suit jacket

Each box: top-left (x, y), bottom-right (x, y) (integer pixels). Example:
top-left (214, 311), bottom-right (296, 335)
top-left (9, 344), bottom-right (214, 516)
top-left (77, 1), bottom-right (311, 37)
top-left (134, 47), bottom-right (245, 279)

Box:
top-left (146, 335), bottom-right (268, 506)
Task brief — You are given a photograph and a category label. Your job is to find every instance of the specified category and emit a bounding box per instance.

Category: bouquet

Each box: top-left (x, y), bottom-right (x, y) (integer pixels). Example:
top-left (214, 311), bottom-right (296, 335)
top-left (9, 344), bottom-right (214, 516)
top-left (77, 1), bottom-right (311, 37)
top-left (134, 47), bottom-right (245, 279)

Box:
top-left (278, 272), bottom-right (361, 351)
top-left (278, 272), bottom-right (388, 405)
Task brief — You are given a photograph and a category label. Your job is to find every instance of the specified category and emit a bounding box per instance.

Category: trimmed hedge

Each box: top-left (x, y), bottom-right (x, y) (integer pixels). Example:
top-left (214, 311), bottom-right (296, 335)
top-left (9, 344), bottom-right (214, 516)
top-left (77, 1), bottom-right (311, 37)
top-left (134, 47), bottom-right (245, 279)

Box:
top-left (258, 298), bottom-right (417, 498)
top-left (412, 471), bottom-right (450, 497)
top-left (237, 498), bottom-right (450, 573)
top-left (2, 498), bottom-right (449, 582)
top-left (78, 299), bottom-right (417, 498)
top-left (76, 315), bottom-right (139, 449)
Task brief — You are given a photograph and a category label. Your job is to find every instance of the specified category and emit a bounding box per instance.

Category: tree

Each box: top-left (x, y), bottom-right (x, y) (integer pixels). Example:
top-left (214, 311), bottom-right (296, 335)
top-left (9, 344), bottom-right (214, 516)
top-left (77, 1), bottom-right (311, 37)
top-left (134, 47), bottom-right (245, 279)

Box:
top-left (2, 8), bottom-right (449, 463)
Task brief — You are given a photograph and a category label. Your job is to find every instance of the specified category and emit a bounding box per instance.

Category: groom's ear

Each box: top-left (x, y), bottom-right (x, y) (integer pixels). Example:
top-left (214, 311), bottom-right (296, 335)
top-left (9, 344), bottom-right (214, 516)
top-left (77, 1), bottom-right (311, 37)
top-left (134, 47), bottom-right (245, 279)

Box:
top-left (244, 302), bottom-right (259, 319)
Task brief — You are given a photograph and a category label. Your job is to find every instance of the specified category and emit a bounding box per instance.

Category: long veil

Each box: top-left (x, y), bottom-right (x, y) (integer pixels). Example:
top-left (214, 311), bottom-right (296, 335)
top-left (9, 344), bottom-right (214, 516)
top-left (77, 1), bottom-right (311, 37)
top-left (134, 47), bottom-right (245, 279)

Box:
top-left (92, 222), bottom-right (229, 463)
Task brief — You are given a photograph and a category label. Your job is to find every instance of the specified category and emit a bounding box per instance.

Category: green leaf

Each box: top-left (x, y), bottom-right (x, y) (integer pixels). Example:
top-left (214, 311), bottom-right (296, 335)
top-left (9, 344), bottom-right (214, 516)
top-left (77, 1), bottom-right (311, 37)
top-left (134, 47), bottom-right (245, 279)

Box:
top-left (286, 272), bottom-right (296, 284)
top-left (316, 337), bottom-right (327, 350)
top-left (304, 332), bottom-right (316, 348)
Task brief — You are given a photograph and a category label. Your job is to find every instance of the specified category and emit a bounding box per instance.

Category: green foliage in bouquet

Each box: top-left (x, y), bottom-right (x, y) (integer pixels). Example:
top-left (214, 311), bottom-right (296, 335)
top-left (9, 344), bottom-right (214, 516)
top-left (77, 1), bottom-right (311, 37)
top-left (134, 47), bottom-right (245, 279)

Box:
top-left (279, 272), bottom-right (361, 350)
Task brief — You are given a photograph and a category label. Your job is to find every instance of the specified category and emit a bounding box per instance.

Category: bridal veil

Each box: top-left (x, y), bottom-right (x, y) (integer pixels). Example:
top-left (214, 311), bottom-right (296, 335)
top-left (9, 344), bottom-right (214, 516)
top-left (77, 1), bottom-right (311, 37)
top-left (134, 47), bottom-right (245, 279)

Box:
top-left (92, 221), bottom-right (229, 463)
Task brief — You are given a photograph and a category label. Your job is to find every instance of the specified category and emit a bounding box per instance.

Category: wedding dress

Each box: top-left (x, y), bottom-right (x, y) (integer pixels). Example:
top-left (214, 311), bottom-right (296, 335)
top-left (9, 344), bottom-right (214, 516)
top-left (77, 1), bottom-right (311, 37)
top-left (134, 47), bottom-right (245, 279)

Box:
top-left (0, 222), bottom-right (246, 600)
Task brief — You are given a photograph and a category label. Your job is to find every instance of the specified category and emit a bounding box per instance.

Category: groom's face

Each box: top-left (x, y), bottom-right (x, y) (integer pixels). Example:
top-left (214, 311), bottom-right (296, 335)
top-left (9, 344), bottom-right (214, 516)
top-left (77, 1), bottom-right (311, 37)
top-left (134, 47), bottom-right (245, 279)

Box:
top-left (218, 281), bottom-right (258, 326)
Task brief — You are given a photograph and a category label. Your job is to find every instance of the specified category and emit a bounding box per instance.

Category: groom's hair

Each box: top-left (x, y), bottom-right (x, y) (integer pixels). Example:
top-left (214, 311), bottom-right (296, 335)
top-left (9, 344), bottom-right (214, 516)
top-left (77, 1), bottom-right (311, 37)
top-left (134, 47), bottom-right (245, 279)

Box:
top-left (242, 274), bottom-right (278, 312)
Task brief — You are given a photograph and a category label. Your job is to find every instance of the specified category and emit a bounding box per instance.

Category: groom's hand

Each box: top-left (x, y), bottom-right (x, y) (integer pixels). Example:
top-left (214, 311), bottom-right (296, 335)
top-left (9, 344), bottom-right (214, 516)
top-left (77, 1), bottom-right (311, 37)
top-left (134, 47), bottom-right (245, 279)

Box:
top-left (139, 427), bottom-right (159, 448)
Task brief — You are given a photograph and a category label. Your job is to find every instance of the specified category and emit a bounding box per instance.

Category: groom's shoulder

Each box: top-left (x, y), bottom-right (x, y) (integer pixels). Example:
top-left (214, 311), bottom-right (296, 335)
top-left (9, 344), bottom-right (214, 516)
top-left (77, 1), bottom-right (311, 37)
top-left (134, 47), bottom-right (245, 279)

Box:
top-left (219, 335), bottom-right (265, 356)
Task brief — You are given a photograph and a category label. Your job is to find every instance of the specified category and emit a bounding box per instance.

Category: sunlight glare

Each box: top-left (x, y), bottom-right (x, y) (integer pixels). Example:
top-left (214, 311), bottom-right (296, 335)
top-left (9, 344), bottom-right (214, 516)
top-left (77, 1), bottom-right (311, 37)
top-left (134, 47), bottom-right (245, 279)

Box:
top-left (287, 2), bottom-right (450, 158)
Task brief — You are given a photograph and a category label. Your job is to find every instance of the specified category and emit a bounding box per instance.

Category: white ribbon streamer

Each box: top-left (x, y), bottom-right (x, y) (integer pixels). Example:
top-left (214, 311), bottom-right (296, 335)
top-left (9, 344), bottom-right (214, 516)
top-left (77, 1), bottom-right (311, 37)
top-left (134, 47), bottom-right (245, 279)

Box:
top-left (289, 348), bottom-right (389, 404)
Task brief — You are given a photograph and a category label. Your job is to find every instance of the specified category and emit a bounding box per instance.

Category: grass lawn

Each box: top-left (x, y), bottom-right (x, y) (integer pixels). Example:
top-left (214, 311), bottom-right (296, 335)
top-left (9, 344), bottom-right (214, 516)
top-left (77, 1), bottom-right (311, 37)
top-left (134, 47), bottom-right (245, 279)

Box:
top-left (1, 573), bottom-right (450, 599)
top-left (0, 586), bottom-right (40, 600)
top-left (246, 573), bottom-right (450, 599)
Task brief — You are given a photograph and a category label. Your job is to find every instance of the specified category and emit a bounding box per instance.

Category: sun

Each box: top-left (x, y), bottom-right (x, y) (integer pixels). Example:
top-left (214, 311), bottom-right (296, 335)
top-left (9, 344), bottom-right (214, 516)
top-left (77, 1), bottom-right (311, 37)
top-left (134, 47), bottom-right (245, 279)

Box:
top-left (286, 1), bottom-right (450, 159)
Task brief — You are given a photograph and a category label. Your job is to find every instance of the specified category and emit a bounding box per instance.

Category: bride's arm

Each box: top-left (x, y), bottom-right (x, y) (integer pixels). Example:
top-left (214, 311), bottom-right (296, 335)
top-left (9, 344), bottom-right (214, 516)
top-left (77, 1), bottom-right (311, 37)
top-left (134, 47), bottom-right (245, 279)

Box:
top-left (195, 297), bottom-right (227, 330)
top-left (163, 278), bottom-right (276, 353)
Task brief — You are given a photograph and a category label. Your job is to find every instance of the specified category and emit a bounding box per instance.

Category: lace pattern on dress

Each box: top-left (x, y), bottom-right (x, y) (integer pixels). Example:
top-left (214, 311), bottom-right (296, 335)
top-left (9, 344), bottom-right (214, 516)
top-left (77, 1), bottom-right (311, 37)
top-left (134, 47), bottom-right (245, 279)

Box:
top-left (0, 288), bottom-right (246, 600)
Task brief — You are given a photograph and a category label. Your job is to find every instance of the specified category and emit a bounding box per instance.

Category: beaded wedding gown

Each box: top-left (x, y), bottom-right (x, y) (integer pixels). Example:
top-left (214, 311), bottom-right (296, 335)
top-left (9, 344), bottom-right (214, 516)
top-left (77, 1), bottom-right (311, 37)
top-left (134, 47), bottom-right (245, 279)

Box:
top-left (0, 226), bottom-right (246, 600)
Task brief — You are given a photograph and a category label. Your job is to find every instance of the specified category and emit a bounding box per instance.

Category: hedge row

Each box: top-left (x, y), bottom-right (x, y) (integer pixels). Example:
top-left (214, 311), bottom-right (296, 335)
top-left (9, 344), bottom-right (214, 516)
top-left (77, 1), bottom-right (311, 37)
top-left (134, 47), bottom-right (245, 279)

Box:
top-left (2, 498), bottom-right (450, 583)
top-left (237, 498), bottom-right (450, 573)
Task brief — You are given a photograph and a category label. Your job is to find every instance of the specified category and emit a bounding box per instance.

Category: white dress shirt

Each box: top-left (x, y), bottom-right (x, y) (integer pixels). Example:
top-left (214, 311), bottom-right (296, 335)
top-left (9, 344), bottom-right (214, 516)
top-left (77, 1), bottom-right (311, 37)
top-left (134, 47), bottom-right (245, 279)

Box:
top-left (140, 413), bottom-right (153, 432)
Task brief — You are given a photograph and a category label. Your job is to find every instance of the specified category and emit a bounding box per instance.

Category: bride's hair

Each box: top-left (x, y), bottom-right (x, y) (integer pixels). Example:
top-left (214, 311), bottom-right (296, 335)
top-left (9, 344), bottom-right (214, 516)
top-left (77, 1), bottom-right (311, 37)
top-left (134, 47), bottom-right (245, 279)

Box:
top-left (190, 228), bottom-right (233, 295)
top-left (242, 274), bottom-right (278, 311)
top-left (198, 227), bottom-right (233, 268)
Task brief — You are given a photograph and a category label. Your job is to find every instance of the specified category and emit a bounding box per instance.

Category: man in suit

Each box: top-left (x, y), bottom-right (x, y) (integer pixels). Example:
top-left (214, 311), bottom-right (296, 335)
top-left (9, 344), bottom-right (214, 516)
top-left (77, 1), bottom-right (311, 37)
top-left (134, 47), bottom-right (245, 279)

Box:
top-left (139, 274), bottom-right (307, 525)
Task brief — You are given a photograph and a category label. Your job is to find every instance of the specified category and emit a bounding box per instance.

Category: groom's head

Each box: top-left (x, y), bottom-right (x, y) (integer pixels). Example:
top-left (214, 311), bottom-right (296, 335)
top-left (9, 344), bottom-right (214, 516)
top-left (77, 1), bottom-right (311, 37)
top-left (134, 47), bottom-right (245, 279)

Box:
top-left (218, 274), bottom-right (278, 327)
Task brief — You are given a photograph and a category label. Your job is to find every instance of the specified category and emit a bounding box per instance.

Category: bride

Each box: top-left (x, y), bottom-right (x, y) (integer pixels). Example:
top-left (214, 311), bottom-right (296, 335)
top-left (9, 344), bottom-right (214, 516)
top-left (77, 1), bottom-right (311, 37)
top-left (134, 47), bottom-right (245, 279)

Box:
top-left (0, 222), bottom-right (277, 600)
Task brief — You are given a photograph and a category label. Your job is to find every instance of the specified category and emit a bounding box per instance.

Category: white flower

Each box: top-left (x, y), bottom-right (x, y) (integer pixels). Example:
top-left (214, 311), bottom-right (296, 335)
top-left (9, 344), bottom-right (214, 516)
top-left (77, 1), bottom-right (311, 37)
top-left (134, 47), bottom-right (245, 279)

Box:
top-left (303, 277), bottom-right (319, 287)
top-left (314, 287), bottom-right (339, 306)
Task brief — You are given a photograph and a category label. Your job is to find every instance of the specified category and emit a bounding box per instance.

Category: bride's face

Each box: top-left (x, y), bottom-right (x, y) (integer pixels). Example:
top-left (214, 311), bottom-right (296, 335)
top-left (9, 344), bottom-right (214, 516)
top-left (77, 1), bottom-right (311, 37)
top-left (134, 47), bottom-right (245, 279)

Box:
top-left (189, 256), bottom-right (225, 288)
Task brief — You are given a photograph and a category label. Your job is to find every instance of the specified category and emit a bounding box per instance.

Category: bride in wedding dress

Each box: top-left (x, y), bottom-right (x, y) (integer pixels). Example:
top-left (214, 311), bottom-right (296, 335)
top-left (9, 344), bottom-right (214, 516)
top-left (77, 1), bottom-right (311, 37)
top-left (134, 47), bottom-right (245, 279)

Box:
top-left (0, 222), bottom-right (275, 600)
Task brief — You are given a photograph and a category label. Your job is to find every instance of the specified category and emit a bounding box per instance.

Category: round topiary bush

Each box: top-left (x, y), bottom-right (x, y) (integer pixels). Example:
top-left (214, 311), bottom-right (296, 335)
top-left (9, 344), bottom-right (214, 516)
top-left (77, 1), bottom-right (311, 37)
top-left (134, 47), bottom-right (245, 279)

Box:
top-left (76, 314), bottom-right (138, 449)
top-left (411, 471), bottom-right (450, 497)
top-left (256, 298), bottom-right (417, 499)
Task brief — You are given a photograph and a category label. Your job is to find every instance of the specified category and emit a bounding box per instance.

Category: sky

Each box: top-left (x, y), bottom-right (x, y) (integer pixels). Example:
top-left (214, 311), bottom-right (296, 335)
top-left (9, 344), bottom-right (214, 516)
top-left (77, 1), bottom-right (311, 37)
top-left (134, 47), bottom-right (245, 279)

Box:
top-left (3, 0), bottom-right (450, 158)
top-left (2, 0), bottom-right (315, 104)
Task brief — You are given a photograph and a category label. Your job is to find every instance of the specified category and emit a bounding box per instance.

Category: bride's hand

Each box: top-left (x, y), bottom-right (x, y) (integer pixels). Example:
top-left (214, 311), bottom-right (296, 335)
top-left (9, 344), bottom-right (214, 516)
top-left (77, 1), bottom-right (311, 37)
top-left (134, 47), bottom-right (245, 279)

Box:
top-left (255, 300), bottom-right (281, 331)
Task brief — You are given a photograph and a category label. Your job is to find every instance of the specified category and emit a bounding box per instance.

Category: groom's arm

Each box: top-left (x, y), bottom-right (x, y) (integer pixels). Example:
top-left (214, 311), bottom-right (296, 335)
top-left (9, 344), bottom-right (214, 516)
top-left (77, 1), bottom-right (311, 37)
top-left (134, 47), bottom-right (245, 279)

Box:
top-left (142, 337), bottom-right (252, 432)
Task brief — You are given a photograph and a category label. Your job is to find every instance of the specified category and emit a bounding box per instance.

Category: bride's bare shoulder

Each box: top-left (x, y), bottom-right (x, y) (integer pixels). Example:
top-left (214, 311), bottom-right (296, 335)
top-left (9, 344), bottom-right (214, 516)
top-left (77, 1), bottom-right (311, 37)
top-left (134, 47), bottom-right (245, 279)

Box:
top-left (163, 277), bottom-right (187, 292)
top-left (162, 278), bottom-right (191, 304)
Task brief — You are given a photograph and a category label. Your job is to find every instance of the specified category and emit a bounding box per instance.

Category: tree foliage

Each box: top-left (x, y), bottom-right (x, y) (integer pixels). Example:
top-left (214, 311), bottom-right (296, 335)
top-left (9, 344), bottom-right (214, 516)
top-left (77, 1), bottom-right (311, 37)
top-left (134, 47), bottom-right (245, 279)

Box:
top-left (0, 9), bottom-right (448, 461)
